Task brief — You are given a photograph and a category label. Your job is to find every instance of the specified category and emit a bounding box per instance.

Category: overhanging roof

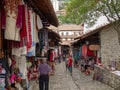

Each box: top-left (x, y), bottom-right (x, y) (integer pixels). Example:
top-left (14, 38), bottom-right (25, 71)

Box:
top-left (75, 23), bottom-right (111, 40)
top-left (24, 0), bottom-right (59, 27)
top-left (72, 22), bottom-right (112, 46)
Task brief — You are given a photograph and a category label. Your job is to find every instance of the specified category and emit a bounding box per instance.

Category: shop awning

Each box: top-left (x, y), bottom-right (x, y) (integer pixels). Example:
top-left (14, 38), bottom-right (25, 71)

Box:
top-left (24, 0), bottom-right (59, 27)
top-left (72, 23), bottom-right (113, 46)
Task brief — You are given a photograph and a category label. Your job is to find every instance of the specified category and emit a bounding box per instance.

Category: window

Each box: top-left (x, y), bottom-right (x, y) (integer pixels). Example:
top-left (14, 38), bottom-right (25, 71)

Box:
top-left (68, 32), bottom-right (74, 35)
top-left (63, 32), bottom-right (66, 35)
top-left (67, 38), bottom-right (71, 41)
top-left (62, 38), bottom-right (66, 41)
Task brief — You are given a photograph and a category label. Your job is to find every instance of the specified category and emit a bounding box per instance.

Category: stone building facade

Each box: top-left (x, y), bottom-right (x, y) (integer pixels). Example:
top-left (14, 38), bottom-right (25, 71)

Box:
top-left (100, 26), bottom-right (120, 69)
top-left (95, 25), bottom-right (120, 89)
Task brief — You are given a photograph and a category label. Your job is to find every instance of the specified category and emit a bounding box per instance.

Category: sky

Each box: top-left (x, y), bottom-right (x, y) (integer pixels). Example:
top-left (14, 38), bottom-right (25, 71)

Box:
top-left (84, 16), bottom-right (109, 33)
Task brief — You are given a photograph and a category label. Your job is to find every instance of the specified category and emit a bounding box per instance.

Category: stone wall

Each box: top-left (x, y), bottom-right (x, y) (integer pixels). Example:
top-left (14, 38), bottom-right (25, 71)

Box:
top-left (94, 66), bottom-right (120, 90)
top-left (100, 26), bottom-right (120, 69)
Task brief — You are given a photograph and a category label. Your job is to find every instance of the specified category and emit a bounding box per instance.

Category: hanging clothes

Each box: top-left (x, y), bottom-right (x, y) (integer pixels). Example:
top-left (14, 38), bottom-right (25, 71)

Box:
top-left (44, 30), bottom-right (49, 48)
top-left (0, 58), bottom-right (10, 89)
top-left (16, 5), bottom-right (23, 29)
top-left (20, 5), bottom-right (27, 39)
top-left (82, 44), bottom-right (94, 57)
top-left (1, 4), bottom-right (6, 29)
top-left (33, 13), bottom-right (39, 43)
top-left (39, 31), bottom-right (44, 49)
top-left (26, 8), bottom-right (32, 49)
top-left (76, 50), bottom-right (80, 61)
top-left (79, 46), bottom-right (82, 58)
top-left (87, 47), bottom-right (94, 56)
top-left (27, 10), bottom-right (36, 56)
top-left (15, 56), bottom-right (27, 79)
top-left (0, 58), bottom-right (10, 78)
top-left (36, 15), bottom-right (43, 30)
top-left (82, 44), bottom-right (87, 57)
top-left (20, 5), bottom-right (27, 56)
top-left (4, 0), bottom-right (21, 41)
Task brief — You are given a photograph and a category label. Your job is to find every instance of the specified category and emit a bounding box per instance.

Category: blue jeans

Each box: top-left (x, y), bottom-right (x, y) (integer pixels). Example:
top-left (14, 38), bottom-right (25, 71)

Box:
top-left (68, 66), bottom-right (72, 73)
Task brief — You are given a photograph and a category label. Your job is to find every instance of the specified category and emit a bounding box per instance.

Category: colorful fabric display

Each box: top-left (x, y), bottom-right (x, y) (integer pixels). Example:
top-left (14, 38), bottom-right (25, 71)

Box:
top-left (27, 10), bottom-right (36, 56)
top-left (12, 48), bottom-right (21, 57)
top-left (33, 13), bottom-right (39, 43)
top-left (0, 58), bottom-right (10, 78)
top-left (15, 56), bottom-right (27, 79)
top-left (16, 5), bottom-right (23, 29)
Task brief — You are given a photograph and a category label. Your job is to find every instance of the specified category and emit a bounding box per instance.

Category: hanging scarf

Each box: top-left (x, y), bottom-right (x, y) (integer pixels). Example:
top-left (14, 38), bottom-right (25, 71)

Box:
top-left (16, 5), bottom-right (23, 29)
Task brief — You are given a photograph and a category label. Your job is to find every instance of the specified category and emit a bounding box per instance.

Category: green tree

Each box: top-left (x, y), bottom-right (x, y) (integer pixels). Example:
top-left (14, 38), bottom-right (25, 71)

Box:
top-left (63, 0), bottom-right (120, 25)
top-left (60, 0), bottom-right (97, 24)
top-left (61, 0), bottom-right (120, 43)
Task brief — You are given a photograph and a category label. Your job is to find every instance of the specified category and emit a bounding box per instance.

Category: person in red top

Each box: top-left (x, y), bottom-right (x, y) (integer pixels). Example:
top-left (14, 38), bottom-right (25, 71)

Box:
top-left (68, 55), bottom-right (73, 75)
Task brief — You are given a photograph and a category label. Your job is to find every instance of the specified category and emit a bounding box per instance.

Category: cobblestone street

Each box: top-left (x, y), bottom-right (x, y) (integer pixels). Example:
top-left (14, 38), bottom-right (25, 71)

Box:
top-left (30, 62), bottom-right (115, 90)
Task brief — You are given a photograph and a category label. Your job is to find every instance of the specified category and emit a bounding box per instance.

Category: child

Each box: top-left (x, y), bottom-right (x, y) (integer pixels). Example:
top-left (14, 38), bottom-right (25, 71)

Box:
top-left (68, 55), bottom-right (73, 75)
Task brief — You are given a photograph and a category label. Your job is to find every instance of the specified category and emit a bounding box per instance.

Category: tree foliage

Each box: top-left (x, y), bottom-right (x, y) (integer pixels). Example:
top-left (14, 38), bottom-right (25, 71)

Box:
top-left (60, 0), bottom-right (120, 27)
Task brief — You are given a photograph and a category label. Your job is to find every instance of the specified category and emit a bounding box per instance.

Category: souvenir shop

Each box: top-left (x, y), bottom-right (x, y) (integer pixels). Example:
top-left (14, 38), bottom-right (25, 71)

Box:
top-left (0, 0), bottom-right (59, 90)
top-left (72, 31), bottom-right (100, 74)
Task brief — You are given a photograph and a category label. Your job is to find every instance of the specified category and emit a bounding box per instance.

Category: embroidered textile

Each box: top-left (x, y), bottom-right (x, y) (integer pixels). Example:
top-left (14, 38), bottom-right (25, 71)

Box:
top-left (4, 0), bottom-right (21, 41)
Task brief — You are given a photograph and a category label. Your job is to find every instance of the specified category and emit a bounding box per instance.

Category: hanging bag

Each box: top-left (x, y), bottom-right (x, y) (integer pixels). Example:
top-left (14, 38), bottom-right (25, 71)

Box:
top-left (20, 79), bottom-right (27, 88)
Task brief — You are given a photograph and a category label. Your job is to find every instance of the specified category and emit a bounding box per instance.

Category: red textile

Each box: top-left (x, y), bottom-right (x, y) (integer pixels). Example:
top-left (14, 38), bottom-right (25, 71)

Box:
top-left (82, 44), bottom-right (94, 57)
top-left (82, 44), bottom-right (87, 57)
top-left (27, 9), bottom-right (32, 49)
top-left (16, 5), bottom-right (23, 29)
top-left (20, 5), bottom-right (27, 46)
top-left (87, 48), bottom-right (94, 56)
top-left (68, 58), bottom-right (73, 67)
top-left (49, 52), bottom-right (53, 62)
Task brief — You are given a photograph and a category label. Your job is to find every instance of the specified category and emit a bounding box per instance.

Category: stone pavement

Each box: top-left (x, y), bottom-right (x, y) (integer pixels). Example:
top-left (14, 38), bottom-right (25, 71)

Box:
top-left (30, 62), bottom-right (115, 90)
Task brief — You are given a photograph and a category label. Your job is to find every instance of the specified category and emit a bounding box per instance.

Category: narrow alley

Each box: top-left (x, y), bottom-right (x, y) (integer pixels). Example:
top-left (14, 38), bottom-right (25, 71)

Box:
top-left (30, 62), bottom-right (114, 90)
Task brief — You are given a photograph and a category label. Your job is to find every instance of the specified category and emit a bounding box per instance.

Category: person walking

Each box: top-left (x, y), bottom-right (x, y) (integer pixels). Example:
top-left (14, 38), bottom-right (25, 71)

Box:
top-left (38, 58), bottom-right (51, 90)
top-left (68, 55), bottom-right (73, 75)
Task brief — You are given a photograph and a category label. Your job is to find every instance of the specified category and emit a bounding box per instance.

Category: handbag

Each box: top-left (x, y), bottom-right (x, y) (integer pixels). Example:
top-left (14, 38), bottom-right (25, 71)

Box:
top-left (20, 79), bottom-right (27, 88)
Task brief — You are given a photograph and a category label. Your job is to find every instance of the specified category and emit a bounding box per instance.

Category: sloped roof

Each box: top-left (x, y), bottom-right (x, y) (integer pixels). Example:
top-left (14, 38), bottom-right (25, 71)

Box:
top-left (48, 25), bottom-right (58, 30)
top-left (75, 23), bottom-right (111, 40)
